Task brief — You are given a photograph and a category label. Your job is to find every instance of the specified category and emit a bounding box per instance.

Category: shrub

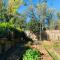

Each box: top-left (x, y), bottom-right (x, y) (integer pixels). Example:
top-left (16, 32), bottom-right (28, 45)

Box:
top-left (0, 22), bottom-right (7, 28)
top-left (0, 22), bottom-right (23, 37)
top-left (22, 48), bottom-right (41, 60)
top-left (0, 22), bottom-right (7, 35)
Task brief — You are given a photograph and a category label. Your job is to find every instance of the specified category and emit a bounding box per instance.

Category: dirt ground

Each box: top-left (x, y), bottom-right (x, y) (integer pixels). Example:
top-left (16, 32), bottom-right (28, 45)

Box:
top-left (54, 48), bottom-right (60, 55)
top-left (29, 40), bottom-right (60, 60)
top-left (30, 44), bottom-right (53, 60)
top-left (53, 41), bottom-right (60, 56)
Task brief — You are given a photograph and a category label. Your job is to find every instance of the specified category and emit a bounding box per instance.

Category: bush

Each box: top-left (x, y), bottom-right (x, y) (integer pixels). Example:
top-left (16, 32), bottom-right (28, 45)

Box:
top-left (0, 22), bottom-right (8, 36)
top-left (22, 48), bottom-right (41, 60)
top-left (0, 22), bottom-right (23, 38)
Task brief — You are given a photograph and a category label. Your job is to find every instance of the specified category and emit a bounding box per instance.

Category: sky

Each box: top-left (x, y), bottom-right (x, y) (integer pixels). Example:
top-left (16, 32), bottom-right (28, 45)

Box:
top-left (18, 0), bottom-right (60, 23)
top-left (18, 0), bottom-right (60, 13)
top-left (48, 0), bottom-right (60, 10)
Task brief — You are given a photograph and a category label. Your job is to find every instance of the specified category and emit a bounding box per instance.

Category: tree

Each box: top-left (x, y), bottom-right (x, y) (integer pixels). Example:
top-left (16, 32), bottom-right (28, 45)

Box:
top-left (23, 0), bottom-right (48, 40)
top-left (23, 0), bottom-right (56, 40)
top-left (8, 0), bottom-right (23, 15)
top-left (0, 0), bottom-right (4, 18)
top-left (57, 12), bottom-right (60, 19)
top-left (14, 15), bottom-right (26, 30)
top-left (0, 0), bottom-right (2, 9)
top-left (56, 12), bottom-right (60, 30)
top-left (46, 8), bottom-right (55, 29)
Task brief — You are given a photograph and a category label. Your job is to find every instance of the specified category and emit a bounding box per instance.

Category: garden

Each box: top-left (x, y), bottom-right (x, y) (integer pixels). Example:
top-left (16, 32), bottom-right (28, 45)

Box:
top-left (0, 0), bottom-right (60, 60)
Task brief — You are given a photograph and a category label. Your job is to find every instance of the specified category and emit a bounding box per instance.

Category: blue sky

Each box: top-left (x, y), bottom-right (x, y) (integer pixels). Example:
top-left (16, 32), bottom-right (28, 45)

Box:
top-left (18, 0), bottom-right (60, 13)
top-left (18, 0), bottom-right (60, 23)
top-left (48, 0), bottom-right (60, 10)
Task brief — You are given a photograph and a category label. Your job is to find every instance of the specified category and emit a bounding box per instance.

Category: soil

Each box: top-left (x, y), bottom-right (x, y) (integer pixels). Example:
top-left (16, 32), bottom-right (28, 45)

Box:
top-left (30, 44), bottom-right (53, 60)
top-left (54, 48), bottom-right (60, 55)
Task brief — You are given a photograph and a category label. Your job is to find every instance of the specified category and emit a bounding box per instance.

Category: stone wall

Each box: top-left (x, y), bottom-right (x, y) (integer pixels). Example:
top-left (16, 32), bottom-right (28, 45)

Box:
top-left (25, 30), bottom-right (38, 41)
top-left (25, 30), bottom-right (60, 41)
top-left (46, 30), bottom-right (60, 40)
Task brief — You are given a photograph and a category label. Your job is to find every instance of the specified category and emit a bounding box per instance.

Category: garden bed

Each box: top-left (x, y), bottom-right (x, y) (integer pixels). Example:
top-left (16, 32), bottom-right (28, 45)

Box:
top-left (21, 48), bottom-right (41, 60)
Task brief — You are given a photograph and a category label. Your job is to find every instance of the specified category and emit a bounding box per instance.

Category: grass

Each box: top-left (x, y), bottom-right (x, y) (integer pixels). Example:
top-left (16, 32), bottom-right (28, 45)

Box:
top-left (43, 41), bottom-right (60, 60)
top-left (45, 48), bottom-right (60, 60)
top-left (53, 42), bottom-right (60, 48)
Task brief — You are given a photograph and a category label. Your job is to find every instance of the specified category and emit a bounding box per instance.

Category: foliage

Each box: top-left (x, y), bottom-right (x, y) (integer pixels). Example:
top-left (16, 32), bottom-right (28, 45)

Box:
top-left (0, 22), bottom-right (7, 28)
top-left (0, 0), bottom-right (24, 22)
top-left (2, 0), bottom-right (26, 31)
top-left (24, 0), bottom-right (55, 31)
top-left (56, 12), bottom-right (60, 30)
top-left (14, 16), bottom-right (26, 29)
top-left (57, 12), bottom-right (60, 19)
top-left (0, 22), bottom-right (8, 37)
top-left (57, 20), bottom-right (60, 30)
top-left (28, 19), bottom-right (40, 33)
top-left (8, 0), bottom-right (23, 15)
top-left (22, 48), bottom-right (41, 60)
top-left (0, 21), bottom-right (23, 34)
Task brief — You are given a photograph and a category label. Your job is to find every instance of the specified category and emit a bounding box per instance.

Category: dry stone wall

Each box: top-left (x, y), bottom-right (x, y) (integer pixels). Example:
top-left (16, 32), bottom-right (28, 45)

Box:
top-left (46, 30), bottom-right (60, 40)
top-left (25, 30), bottom-right (60, 41)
